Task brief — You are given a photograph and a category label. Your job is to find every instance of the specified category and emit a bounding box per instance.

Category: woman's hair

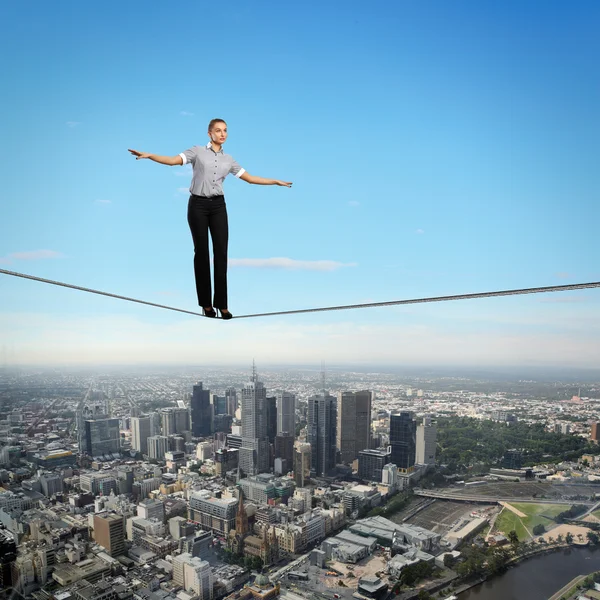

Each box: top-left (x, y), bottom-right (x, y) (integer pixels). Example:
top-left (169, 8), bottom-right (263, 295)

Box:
top-left (208, 119), bottom-right (227, 131)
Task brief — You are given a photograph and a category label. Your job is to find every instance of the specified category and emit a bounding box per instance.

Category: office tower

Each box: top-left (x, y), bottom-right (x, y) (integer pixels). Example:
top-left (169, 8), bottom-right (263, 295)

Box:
top-left (274, 434), bottom-right (294, 466)
top-left (93, 513), bottom-right (125, 557)
top-left (358, 448), bottom-right (391, 482)
top-left (415, 416), bottom-right (437, 466)
top-left (39, 473), bottom-right (63, 497)
top-left (389, 411), bottom-right (416, 471)
top-left (337, 391), bottom-right (372, 464)
top-left (131, 416), bottom-right (152, 454)
top-left (307, 394), bottom-right (337, 477)
top-left (77, 391), bottom-right (109, 453)
top-left (266, 396), bottom-right (277, 443)
top-left (214, 414), bottom-right (233, 434)
top-left (0, 527), bottom-right (16, 588)
top-left (239, 366), bottom-right (270, 476)
top-left (225, 387), bottom-right (238, 416)
top-left (84, 418), bottom-right (120, 457)
top-left (160, 407), bottom-right (190, 437)
top-left (117, 465), bottom-right (134, 495)
top-left (191, 383), bottom-right (212, 437)
top-left (591, 423), bottom-right (600, 443)
top-left (277, 392), bottom-right (296, 437)
top-left (148, 435), bottom-right (169, 460)
top-left (294, 442), bottom-right (311, 487)
top-left (212, 395), bottom-right (227, 416)
top-left (173, 553), bottom-right (213, 599)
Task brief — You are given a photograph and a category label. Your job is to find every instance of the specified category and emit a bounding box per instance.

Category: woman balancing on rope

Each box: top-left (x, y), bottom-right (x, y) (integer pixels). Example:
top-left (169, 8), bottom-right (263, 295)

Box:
top-left (128, 119), bottom-right (292, 319)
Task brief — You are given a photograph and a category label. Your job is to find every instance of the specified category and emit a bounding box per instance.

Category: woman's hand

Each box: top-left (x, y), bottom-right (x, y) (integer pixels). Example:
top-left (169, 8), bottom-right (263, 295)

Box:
top-left (275, 180), bottom-right (293, 187)
top-left (128, 149), bottom-right (151, 160)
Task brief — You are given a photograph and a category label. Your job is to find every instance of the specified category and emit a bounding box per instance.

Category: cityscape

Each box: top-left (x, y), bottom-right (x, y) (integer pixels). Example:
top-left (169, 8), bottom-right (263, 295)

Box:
top-left (1, 365), bottom-right (600, 600)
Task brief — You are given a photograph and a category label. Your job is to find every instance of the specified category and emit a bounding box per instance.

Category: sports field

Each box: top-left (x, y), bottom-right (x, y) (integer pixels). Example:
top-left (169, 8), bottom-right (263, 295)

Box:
top-left (494, 502), bottom-right (567, 541)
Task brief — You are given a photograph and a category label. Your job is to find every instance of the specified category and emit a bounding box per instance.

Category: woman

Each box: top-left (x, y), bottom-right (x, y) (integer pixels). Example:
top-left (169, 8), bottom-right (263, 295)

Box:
top-left (129, 118), bottom-right (292, 319)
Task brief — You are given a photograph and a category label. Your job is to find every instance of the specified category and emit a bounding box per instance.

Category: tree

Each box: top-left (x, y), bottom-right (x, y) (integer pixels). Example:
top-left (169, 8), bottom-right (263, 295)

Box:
top-left (508, 530), bottom-right (519, 546)
top-left (532, 524), bottom-right (545, 536)
top-left (587, 531), bottom-right (599, 545)
top-left (566, 532), bottom-right (574, 545)
top-left (443, 553), bottom-right (457, 569)
top-left (556, 534), bottom-right (564, 544)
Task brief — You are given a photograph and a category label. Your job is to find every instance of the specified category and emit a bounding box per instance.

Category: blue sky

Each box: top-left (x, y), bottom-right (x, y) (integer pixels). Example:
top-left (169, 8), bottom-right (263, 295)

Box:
top-left (1, 0), bottom-right (599, 367)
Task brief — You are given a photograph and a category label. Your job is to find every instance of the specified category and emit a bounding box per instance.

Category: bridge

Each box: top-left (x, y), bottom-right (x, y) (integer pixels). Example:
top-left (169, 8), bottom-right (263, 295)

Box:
top-left (412, 489), bottom-right (588, 505)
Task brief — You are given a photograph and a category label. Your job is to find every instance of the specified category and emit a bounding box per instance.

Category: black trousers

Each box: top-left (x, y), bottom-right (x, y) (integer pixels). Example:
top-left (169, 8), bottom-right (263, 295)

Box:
top-left (187, 194), bottom-right (229, 308)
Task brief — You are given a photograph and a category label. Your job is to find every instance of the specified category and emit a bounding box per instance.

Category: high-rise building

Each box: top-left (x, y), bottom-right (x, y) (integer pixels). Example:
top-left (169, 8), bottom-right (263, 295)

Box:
top-left (239, 366), bottom-right (270, 476)
top-left (358, 448), bottom-right (391, 482)
top-left (274, 434), bottom-right (294, 466)
top-left (77, 392), bottom-right (109, 453)
top-left (266, 396), bottom-right (277, 443)
top-left (212, 395), bottom-right (227, 416)
top-left (415, 416), bottom-right (437, 466)
top-left (0, 527), bottom-right (16, 588)
top-left (308, 394), bottom-right (337, 477)
top-left (389, 412), bottom-right (416, 472)
top-left (117, 465), bottom-right (134, 494)
top-left (337, 391), bottom-right (372, 464)
top-left (84, 418), bottom-right (121, 457)
top-left (591, 423), bottom-right (600, 443)
top-left (148, 435), bottom-right (169, 460)
top-left (277, 392), bottom-right (296, 437)
top-left (131, 416), bottom-right (153, 454)
top-left (138, 498), bottom-right (165, 523)
top-left (225, 388), bottom-right (238, 416)
top-left (191, 383), bottom-right (212, 437)
top-left (294, 442), bottom-right (312, 487)
top-left (173, 553), bottom-right (213, 599)
top-left (160, 407), bottom-right (190, 437)
top-left (93, 513), bottom-right (125, 557)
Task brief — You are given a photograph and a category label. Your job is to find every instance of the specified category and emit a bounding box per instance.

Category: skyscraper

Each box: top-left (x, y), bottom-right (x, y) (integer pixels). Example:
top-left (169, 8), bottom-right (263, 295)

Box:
top-left (84, 418), bottom-right (121, 457)
top-left (307, 394), bottom-right (337, 477)
top-left (277, 391), bottom-right (296, 437)
top-left (191, 382), bottom-right (212, 437)
top-left (591, 422), bottom-right (600, 443)
top-left (293, 442), bottom-right (312, 487)
top-left (148, 435), bottom-right (169, 460)
top-left (415, 416), bottom-right (437, 466)
top-left (239, 365), bottom-right (270, 476)
top-left (225, 387), bottom-right (238, 416)
top-left (266, 396), bottom-right (277, 443)
top-left (336, 390), bottom-right (372, 464)
top-left (131, 416), bottom-right (152, 454)
top-left (161, 407), bottom-right (190, 437)
top-left (389, 411), bottom-right (416, 471)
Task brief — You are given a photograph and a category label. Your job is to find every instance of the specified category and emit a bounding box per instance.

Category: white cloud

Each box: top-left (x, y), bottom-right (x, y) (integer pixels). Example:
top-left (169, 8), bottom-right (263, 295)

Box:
top-left (555, 272), bottom-right (573, 279)
top-left (348, 201), bottom-right (360, 207)
top-left (180, 111), bottom-right (194, 117)
top-left (228, 257), bottom-right (357, 271)
top-left (0, 249), bottom-right (65, 264)
top-left (416, 228), bottom-right (425, 234)
top-left (94, 199), bottom-right (112, 205)
top-left (66, 121), bottom-right (81, 128)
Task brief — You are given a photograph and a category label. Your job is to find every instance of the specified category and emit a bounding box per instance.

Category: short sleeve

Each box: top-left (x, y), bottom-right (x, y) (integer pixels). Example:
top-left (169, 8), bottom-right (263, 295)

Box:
top-left (229, 159), bottom-right (246, 179)
top-left (179, 147), bottom-right (197, 165)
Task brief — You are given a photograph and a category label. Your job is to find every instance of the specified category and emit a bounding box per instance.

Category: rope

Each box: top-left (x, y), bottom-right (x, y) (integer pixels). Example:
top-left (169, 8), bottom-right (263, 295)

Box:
top-left (1, 267), bottom-right (599, 320)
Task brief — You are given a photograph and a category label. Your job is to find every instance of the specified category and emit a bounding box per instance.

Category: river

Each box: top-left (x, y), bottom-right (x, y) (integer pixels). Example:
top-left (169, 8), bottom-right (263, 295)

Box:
top-left (459, 547), bottom-right (600, 600)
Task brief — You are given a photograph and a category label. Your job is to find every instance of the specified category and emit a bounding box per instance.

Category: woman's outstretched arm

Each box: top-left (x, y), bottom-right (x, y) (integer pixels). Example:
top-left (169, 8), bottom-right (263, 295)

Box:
top-left (128, 149), bottom-right (183, 166)
top-left (239, 172), bottom-right (292, 187)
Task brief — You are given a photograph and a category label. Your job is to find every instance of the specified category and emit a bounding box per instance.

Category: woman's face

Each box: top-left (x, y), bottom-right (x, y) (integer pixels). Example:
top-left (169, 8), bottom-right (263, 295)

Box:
top-left (209, 122), bottom-right (228, 145)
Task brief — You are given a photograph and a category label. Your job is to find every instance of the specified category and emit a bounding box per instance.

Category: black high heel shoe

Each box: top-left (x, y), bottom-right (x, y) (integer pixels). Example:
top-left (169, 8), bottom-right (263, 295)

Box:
top-left (218, 308), bottom-right (233, 320)
top-left (203, 307), bottom-right (217, 318)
